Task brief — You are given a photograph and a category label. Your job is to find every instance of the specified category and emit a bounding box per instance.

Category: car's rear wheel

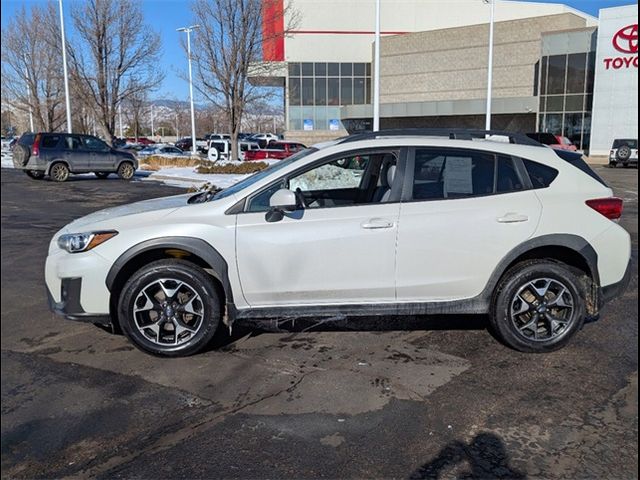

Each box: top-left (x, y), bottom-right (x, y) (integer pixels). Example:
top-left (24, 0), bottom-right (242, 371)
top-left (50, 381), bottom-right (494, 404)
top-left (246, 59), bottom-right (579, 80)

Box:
top-left (117, 259), bottom-right (222, 357)
top-left (25, 170), bottom-right (45, 180)
top-left (490, 260), bottom-right (585, 353)
top-left (50, 163), bottom-right (70, 182)
top-left (117, 162), bottom-right (135, 180)
top-left (609, 161), bottom-right (617, 168)
top-left (95, 172), bottom-right (110, 179)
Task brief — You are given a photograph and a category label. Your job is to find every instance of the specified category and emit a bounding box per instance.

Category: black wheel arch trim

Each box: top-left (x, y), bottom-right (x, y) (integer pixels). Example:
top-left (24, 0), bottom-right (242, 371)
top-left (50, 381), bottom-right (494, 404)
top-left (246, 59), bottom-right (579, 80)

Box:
top-left (479, 233), bottom-right (600, 303)
top-left (105, 236), bottom-right (234, 305)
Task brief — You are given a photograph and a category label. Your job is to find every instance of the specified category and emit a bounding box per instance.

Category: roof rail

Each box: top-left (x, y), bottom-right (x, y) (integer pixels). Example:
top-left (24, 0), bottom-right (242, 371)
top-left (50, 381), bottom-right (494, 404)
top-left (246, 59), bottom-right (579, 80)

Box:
top-left (338, 128), bottom-right (544, 147)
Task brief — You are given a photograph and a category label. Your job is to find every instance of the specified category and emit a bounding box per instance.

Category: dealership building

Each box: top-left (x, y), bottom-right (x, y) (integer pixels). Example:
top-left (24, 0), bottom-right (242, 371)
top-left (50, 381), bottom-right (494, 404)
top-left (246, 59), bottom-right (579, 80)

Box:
top-left (253, 1), bottom-right (638, 155)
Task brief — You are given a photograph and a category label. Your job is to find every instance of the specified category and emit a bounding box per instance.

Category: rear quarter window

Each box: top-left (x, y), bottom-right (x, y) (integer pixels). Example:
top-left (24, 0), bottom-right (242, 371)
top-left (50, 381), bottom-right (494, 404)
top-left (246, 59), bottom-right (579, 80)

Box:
top-left (523, 159), bottom-right (559, 188)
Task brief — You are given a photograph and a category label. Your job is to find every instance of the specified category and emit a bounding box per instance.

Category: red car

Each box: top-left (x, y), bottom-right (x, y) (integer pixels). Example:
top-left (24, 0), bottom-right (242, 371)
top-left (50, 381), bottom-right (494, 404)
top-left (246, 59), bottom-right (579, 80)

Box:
top-left (244, 141), bottom-right (306, 161)
top-left (125, 137), bottom-right (156, 146)
top-left (525, 133), bottom-right (578, 151)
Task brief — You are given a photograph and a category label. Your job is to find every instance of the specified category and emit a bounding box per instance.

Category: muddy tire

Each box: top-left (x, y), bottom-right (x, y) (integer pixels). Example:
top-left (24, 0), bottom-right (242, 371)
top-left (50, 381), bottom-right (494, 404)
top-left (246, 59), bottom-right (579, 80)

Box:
top-left (490, 260), bottom-right (586, 353)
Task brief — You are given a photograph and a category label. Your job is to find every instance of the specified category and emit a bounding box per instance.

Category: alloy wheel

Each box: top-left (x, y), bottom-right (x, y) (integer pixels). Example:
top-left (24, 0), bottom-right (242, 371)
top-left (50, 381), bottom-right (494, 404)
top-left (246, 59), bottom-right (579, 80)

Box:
top-left (132, 278), bottom-right (205, 346)
top-left (510, 278), bottom-right (575, 342)
top-left (50, 163), bottom-right (69, 182)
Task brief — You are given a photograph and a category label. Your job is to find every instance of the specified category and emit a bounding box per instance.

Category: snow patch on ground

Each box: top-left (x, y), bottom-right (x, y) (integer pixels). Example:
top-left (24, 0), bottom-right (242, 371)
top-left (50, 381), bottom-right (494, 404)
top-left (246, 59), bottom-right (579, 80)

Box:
top-left (143, 167), bottom-right (250, 189)
top-left (1, 149), bottom-right (14, 168)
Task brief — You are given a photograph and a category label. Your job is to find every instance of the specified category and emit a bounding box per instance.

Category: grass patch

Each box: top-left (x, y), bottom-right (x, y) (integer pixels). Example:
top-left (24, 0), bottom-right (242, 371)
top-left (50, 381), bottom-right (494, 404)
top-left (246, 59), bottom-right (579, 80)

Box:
top-left (196, 162), bottom-right (269, 174)
top-left (140, 155), bottom-right (204, 168)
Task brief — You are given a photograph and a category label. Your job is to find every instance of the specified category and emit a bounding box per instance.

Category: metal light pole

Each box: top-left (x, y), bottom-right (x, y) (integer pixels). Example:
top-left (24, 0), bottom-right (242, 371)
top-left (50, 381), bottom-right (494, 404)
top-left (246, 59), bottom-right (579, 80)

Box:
top-left (118, 103), bottom-right (124, 138)
top-left (177, 25), bottom-right (200, 155)
top-left (484, 0), bottom-right (495, 131)
top-left (58, 0), bottom-right (72, 133)
top-left (23, 55), bottom-right (34, 132)
top-left (150, 104), bottom-right (155, 137)
top-left (373, 0), bottom-right (381, 132)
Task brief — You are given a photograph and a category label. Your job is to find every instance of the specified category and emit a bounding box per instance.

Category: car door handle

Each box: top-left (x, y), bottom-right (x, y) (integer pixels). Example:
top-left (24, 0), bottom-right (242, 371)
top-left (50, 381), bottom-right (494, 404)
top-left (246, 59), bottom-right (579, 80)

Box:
top-left (497, 213), bottom-right (529, 223)
top-left (361, 218), bottom-right (394, 229)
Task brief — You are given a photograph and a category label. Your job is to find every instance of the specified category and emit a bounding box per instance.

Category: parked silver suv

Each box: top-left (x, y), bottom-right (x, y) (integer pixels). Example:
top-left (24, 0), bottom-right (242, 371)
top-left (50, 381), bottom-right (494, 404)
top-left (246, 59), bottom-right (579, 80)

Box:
top-left (13, 132), bottom-right (138, 182)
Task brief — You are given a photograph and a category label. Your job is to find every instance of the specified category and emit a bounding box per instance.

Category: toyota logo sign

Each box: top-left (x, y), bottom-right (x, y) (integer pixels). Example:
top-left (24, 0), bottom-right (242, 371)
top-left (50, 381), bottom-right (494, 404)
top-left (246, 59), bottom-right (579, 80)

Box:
top-left (603, 23), bottom-right (639, 70)
top-left (613, 24), bottom-right (638, 54)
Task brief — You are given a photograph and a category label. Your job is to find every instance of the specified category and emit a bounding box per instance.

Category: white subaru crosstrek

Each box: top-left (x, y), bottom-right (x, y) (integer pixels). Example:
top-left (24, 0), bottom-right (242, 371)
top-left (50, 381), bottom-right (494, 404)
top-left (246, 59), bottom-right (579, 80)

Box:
top-left (45, 130), bottom-right (632, 356)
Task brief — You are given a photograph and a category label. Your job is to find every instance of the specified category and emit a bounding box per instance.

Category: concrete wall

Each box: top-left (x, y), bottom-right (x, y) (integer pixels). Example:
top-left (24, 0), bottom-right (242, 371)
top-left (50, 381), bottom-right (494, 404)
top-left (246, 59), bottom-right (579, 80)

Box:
top-left (378, 13), bottom-right (588, 104)
top-left (284, 129), bottom-right (348, 145)
top-left (589, 5), bottom-right (638, 156)
top-left (283, 0), bottom-right (596, 62)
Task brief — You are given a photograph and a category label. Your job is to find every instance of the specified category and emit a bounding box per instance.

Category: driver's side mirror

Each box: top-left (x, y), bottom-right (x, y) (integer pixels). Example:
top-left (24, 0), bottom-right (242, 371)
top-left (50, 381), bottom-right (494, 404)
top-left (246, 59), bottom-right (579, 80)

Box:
top-left (266, 188), bottom-right (297, 223)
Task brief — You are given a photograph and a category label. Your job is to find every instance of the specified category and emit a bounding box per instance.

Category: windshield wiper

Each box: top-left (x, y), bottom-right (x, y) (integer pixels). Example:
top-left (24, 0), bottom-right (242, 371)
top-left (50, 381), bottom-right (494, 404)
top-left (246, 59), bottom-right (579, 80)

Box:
top-left (188, 185), bottom-right (223, 204)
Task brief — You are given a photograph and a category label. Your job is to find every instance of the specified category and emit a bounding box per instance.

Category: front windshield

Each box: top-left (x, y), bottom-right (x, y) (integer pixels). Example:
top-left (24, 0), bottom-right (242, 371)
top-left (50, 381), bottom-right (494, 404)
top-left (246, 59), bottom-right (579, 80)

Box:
top-left (211, 147), bottom-right (318, 201)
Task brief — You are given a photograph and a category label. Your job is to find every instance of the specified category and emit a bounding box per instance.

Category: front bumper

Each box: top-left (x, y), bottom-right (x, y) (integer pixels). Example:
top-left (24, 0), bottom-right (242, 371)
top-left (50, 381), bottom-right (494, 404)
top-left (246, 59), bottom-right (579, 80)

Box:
top-left (46, 278), bottom-right (111, 326)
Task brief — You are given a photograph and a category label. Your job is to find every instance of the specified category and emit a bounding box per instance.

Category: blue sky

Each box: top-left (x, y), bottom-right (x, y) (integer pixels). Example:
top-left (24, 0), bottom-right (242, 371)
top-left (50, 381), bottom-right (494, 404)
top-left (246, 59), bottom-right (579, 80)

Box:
top-left (1, 0), bottom-right (634, 102)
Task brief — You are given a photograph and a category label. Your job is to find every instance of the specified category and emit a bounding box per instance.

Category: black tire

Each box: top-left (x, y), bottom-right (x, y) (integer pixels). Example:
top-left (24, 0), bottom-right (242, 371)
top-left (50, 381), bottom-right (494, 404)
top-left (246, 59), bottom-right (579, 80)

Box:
top-left (13, 144), bottom-right (30, 168)
top-left (609, 161), bottom-right (617, 168)
top-left (623, 163), bottom-right (629, 168)
top-left (49, 162), bottom-right (70, 182)
top-left (25, 170), bottom-right (45, 180)
top-left (616, 144), bottom-right (631, 162)
top-left (117, 259), bottom-right (222, 357)
top-left (117, 162), bottom-right (135, 180)
top-left (490, 260), bottom-right (586, 353)
top-left (95, 172), bottom-right (110, 179)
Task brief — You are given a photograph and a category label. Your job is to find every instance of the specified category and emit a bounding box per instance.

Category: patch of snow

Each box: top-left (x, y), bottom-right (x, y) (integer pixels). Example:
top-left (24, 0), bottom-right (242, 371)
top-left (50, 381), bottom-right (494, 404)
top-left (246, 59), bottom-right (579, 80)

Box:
top-left (143, 166), bottom-right (250, 190)
top-left (1, 149), bottom-right (14, 168)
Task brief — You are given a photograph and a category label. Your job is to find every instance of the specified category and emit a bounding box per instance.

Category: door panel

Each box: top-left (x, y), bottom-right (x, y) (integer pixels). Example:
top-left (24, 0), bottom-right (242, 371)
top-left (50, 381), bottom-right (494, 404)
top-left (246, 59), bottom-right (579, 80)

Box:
top-left (396, 190), bottom-right (542, 301)
top-left (236, 204), bottom-right (400, 307)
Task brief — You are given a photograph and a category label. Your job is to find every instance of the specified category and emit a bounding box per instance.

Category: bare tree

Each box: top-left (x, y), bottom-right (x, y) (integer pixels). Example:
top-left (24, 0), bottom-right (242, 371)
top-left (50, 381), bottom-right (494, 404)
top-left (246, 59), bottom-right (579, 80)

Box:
top-left (66, 0), bottom-right (163, 144)
top-left (1, 3), bottom-right (66, 132)
top-left (125, 87), bottom-right (148, 139)
top-left (189, 0), bottom-right (295, 160)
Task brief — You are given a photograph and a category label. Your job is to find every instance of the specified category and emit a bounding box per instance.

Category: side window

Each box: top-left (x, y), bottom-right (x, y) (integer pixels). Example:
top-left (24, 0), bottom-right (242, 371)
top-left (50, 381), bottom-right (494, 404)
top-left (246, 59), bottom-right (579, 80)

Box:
top-left (245, 150), bottom-right (397, 212)
top-left (41, 135), bottom-right (61, 149)
top-left (83, 136), bottom-right (108, 151)
top-left (523, 159), bottom-right (559, 188)
top-left (412, 148), bottom-right (524, 200)
top-left (289, 154), bottom-right (369, 193)
top-left (496, 155), bottom-right (525, 193)
top-left (63, 136), bottom-right (83, 150)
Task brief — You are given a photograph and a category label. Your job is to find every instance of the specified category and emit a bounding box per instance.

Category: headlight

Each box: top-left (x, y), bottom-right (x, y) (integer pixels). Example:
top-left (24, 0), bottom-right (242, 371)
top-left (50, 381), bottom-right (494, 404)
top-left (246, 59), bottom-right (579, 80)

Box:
top-left (57, 231), bottom-right (118, 253)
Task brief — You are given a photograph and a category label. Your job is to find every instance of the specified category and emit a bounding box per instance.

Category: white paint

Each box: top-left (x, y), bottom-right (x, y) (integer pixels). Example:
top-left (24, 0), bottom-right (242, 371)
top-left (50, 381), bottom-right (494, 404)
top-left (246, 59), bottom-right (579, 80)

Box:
top-left (589, 5), bottom-right (638, 156)
top-left (283, 0), bottom-right (596, 62)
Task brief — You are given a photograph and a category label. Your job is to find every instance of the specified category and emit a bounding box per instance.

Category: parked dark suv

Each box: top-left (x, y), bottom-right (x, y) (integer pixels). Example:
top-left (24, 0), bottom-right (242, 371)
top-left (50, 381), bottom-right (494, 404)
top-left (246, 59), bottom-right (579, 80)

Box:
top-left (13, 132), bottom-right (138, 182)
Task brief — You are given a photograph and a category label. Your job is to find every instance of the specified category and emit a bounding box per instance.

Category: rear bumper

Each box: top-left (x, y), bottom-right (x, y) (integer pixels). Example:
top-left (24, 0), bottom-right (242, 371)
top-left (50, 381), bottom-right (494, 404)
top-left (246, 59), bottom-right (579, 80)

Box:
top-left (47, 278), bottom-right (112, 326)
top-left (600, 258), bottom-right (633, 305)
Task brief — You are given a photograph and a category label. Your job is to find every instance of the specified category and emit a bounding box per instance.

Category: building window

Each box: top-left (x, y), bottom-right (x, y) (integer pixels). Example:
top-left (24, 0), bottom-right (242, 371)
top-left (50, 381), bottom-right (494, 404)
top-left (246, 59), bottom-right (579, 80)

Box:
top-left (288, 61), bottom-right (372, 130)
top-left (538, 50), bottom-right (595, 153)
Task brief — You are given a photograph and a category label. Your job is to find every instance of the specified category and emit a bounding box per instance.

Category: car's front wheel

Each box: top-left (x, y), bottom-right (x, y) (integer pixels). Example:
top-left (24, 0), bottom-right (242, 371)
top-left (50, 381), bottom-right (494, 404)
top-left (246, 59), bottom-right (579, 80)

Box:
top-left (117, 162), bottom-right (135, 180)
top-left (117, 259), bottom-right (222, 356)
top-left (490, 261), bottom-right (586, 353)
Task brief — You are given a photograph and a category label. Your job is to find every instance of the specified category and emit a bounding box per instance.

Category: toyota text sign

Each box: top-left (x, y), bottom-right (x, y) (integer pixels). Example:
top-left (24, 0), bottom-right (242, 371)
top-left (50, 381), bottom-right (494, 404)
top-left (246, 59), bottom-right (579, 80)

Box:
top-left (603, 24), bottom-right (638, 70)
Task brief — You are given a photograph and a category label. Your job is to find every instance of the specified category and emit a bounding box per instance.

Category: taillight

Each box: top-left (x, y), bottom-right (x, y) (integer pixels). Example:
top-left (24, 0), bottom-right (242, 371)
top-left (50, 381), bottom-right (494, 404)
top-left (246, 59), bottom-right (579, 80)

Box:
top-left (31, 133), bottom-right (41, 156)
top-left (586, 197), bottom-right (623, 220)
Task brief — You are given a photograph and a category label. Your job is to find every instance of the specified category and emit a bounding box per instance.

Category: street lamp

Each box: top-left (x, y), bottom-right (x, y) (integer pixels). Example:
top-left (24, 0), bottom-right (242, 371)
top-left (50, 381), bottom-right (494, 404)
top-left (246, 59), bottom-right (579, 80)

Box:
top-left (177, 25), bottom-right (200, 155)
top-left (373, 0), bottom-right (381, 132)
top-left (484, 0), bottom-right (496, 131)
top-left (58, 0), bottom-right (72, 133)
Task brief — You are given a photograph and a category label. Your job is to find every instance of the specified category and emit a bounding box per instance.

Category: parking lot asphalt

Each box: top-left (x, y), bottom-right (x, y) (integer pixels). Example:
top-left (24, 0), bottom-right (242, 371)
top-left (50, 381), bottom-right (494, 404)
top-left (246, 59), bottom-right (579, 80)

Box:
top-left (1, 166), bottom-right (637, 479)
